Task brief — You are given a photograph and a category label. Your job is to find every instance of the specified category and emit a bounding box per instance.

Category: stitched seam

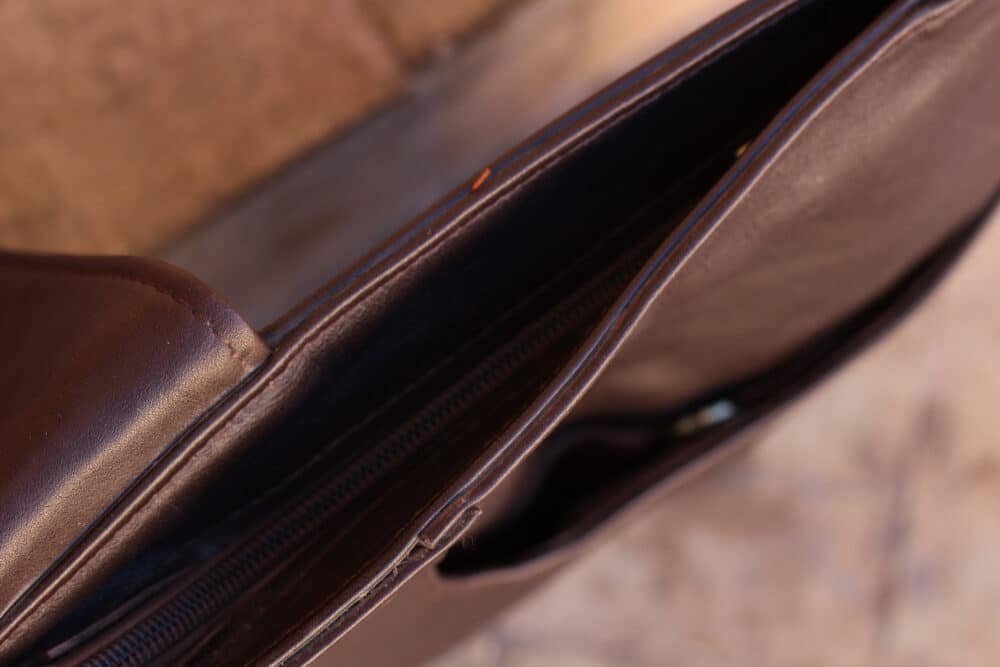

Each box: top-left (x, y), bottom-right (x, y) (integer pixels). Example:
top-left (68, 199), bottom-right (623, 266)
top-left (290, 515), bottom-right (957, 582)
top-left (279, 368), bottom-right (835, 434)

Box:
top-left (1, 260), bottom-right (256, 371)
top-left (248, 505), bottom-right (420, 664)
top-left (107, 275), bottom-right (257, 372)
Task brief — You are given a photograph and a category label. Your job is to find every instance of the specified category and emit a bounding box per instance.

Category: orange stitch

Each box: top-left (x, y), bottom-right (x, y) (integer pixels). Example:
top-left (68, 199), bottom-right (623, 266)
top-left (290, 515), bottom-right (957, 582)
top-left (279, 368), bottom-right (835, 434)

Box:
top-left (471, 167), bottom-right (491, 192)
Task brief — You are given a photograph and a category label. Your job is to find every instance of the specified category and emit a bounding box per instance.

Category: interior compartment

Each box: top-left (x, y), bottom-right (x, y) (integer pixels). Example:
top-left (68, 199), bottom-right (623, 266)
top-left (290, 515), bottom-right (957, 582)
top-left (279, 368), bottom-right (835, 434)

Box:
top-left (179, 0), bottom-right (896, 555)
top-left (23, 0), bottom-right (902, 662)
top-left (438, 215), bottom-right (985, 575)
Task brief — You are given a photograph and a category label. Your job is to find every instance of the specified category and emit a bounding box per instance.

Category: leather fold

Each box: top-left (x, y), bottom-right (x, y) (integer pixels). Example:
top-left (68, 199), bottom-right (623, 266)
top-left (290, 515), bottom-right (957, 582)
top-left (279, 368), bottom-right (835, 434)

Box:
top-left (0, 252), bottom-right (267, 642)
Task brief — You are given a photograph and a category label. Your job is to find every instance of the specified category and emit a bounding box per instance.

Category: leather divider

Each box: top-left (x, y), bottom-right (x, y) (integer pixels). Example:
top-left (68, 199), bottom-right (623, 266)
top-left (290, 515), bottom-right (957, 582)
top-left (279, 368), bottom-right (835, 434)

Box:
top-left (440, 213), bottom-right (993, 577)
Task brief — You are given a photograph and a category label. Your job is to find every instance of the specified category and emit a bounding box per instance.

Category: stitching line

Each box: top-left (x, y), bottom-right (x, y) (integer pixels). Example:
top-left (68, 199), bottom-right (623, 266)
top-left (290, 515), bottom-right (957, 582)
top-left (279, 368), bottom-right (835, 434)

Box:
top-left (0, 260), bottom-right (264, 645)
top-left (117, 276), bottom-right (257, 372)
top-left (3, 260), bottom-right (256, 371)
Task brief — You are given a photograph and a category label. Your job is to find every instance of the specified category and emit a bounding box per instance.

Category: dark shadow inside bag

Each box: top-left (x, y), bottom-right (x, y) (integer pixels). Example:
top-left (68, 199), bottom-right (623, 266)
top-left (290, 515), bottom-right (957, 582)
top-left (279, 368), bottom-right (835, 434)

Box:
top-left (26, 0), bottom-right (909, 662)
top-left (435, 215), bottom-right (984, 576)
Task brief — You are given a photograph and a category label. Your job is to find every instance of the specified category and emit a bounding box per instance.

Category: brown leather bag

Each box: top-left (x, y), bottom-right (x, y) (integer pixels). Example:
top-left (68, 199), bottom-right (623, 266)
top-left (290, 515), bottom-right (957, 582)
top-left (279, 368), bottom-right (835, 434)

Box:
top-left (1, 0), bottom-right (997, 664)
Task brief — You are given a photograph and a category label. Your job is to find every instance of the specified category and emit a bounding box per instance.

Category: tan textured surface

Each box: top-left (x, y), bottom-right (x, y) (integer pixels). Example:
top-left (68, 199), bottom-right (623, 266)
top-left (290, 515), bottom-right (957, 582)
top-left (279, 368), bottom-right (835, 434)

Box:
top-left (432, 212), bottom-right (1000, 666)
top-left (363, 0), bottom-right (508, 62)
top-left (0, 0), bottom-right (509, 255)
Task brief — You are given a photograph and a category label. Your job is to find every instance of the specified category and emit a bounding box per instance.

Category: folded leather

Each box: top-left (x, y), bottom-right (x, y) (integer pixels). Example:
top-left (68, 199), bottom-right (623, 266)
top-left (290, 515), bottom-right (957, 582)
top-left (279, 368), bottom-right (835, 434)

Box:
top-left (0, 0), bottom-right (997, 664)
top-left (0, 254), bottom-right (267, 644)
top-left (575, 0), bottom-right (1000, 416)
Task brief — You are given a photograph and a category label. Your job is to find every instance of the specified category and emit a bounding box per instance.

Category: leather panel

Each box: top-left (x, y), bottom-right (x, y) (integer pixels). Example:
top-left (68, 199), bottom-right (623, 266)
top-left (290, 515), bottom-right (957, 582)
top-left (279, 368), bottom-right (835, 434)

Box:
top-left (575, 0), bottom-right (1000, 417)
top-left (0, 253), bottom-right (267, 635)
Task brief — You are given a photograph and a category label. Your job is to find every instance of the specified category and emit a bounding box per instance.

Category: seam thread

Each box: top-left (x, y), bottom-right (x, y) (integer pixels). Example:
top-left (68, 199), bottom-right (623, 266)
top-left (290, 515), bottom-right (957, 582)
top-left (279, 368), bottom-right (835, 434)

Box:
top-left (108, 275), bottom-right (257, 372)
top-left (1, 259), bottom-right (256, 371)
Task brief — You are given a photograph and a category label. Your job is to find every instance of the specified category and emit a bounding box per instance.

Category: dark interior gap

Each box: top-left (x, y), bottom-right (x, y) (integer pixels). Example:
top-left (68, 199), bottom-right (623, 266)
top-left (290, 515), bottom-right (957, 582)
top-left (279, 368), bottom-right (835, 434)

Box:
top-left (439, 212), bottom-right (985, 576)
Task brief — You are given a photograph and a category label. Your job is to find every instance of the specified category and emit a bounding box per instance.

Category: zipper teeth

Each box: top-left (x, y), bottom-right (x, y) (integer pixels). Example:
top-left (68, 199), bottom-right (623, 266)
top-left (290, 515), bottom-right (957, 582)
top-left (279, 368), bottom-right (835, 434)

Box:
top-left (80, 244), bottom-right (646, 667)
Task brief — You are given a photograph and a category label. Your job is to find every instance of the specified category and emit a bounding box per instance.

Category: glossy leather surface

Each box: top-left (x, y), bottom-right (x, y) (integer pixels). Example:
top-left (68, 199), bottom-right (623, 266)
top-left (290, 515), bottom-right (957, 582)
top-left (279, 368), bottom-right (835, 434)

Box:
top-left (574, 0), bottom-right (1000, 417)
top-left (0, 253), bottom-right (267, 653)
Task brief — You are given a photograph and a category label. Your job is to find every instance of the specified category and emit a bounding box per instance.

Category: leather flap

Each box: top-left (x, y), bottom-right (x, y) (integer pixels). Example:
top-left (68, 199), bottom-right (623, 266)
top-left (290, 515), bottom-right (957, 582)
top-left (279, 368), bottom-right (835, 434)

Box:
top-left (0, 253), bottom-right (268, 629)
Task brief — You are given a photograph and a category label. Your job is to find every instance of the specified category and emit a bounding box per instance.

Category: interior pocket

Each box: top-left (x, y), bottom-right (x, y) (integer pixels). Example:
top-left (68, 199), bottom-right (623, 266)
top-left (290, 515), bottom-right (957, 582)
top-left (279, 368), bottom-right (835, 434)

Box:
top-left (439, 216), bottom-right (986, 576)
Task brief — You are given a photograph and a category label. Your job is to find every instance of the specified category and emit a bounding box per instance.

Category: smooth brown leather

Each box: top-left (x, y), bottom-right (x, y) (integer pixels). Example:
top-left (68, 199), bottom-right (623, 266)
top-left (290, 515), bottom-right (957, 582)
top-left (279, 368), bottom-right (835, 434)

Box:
top-left (0, 0), bottom-right (997, 664)
top-left (0, 254), bottom-right (268, 626)
top-left (575, 0), bottom-right (1000, 417)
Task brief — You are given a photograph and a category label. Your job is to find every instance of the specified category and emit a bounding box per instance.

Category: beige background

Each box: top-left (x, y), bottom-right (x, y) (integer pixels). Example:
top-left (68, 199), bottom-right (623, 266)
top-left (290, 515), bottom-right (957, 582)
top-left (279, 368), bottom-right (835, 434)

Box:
top-left (0, 0), bottom-right (507, 254)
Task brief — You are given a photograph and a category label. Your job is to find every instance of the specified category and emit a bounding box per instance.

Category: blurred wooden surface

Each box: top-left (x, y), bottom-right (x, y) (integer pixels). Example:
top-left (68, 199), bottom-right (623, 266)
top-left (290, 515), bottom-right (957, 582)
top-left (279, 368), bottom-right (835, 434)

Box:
top-left (163, 0), bottom-right (740, 326)
top-left (0, 0), bottom-right (509, 254)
